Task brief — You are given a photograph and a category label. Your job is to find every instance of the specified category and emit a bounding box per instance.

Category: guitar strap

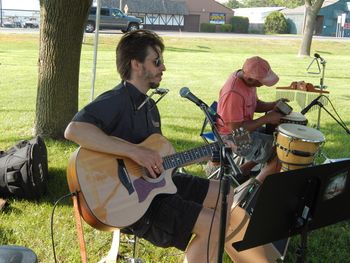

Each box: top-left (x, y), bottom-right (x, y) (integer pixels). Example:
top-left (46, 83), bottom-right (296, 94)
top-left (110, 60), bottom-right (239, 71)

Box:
top-left (73, 194), bottom-right (88, 263)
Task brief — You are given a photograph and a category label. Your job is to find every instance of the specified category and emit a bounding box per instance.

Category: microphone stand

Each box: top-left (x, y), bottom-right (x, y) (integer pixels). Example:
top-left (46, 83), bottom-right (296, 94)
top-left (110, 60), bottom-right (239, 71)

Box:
top-left (315, 101), bottom-right (350, 135)
top-left (199, 103), bottom-right (242, 263)
top-left (307, 55), bottom-right (327, 130)
top-left (316, 58), bottom-right (326, 130)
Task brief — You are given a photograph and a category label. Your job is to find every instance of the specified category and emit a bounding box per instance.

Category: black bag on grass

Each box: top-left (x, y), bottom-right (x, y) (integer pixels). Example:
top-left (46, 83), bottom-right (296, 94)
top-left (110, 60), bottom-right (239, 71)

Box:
top-left (0, 136), bottom-right (48, 199)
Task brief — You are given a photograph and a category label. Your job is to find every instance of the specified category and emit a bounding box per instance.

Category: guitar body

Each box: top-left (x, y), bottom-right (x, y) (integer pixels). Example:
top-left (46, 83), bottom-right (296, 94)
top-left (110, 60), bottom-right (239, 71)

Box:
top-left (67, 134), bottom-right (177, 230)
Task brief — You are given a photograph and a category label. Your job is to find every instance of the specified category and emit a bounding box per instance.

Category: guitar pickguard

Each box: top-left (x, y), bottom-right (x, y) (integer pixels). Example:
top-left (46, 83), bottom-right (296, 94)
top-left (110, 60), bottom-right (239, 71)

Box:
top-left (133, 177), bottom-right (166, 202)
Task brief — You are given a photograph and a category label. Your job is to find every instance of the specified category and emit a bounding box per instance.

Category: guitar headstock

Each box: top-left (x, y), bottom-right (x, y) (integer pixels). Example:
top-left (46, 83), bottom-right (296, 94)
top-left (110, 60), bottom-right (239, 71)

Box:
top-left (231, 127), bottom-right (252, 154)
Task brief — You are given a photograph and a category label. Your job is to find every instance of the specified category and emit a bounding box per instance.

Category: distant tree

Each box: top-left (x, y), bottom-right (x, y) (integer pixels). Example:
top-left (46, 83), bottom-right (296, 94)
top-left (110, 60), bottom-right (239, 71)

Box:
top-left (299, 0), bottom-right (325, 56)
top-left (242, 0), bottom-right (275, 7)
top-left (273, 0), bottom-right (304, 8)
top-left (265, 11), bottom-right (288, 34)
top-left (243, 0), bottom-right (303, 8)
top-left (225, 0), bottom-right (244, 9)
top-left (35, 0), bottom-right (92, 138)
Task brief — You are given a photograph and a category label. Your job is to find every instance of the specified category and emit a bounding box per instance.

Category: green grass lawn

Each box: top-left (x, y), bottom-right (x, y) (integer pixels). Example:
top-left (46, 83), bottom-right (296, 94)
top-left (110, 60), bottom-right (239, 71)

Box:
top-left (1, 31), bottom-right (350, 262)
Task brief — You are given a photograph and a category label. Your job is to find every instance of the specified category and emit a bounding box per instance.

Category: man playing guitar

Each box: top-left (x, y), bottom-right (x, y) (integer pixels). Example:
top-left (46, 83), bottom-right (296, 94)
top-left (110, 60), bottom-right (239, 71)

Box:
top-left (65, 30), bottom-right (279, 262)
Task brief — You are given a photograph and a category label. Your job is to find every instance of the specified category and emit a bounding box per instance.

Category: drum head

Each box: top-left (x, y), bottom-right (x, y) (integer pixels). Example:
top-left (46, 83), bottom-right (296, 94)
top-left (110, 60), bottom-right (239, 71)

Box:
top-left (281, 112), bottom-right (307, 122)
top-left (277, 123), bottom-right (325, 142)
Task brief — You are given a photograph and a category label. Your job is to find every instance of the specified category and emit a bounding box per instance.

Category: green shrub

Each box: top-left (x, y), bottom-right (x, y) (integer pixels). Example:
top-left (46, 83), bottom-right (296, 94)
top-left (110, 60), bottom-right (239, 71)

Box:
top-left (264, 11), bottom-right (288, 34)
top-left (230, 16), bottom-right (249, 33)
top-left (249, 28), bottom-right (263, 34)
top-left (200, 23), bottom-right (216, 32)
top-left (220, 24), bottom-right (233, 32)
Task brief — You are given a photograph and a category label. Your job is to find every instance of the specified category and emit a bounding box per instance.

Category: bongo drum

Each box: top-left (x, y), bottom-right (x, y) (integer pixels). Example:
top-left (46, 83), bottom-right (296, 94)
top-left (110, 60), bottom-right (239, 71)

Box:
top-left (280, 112), bottom-right (308, 126)
top-left (276, 123), bottom-right (325, 171)
top-left (265, 112), bottom-right (308, 134)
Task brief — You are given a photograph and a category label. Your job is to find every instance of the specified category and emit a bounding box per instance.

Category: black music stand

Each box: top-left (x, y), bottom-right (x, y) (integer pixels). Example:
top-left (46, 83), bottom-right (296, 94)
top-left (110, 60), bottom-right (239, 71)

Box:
top-left (232, 159), bottom-right (350, 263)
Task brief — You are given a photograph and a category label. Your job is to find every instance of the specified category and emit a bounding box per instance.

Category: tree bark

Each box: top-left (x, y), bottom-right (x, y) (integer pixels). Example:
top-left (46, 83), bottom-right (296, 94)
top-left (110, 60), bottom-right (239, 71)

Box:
top-left (35, 0), bottom-right (92, 139)
top-left (298, 0), bottom-right (325, 57)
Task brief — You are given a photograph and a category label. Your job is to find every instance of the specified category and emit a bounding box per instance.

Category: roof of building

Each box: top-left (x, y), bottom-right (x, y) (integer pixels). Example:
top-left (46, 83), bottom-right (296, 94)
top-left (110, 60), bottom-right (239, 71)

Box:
top-left (233, 7), bottom-right (285, 12)
top-left (124, 0), bottom-right (188, 14)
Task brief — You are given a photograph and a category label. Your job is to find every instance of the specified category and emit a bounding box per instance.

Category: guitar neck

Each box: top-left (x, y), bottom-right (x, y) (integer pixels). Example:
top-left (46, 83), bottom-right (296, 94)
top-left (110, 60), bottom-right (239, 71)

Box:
top-left (162, 142), bottom-right (220, 170)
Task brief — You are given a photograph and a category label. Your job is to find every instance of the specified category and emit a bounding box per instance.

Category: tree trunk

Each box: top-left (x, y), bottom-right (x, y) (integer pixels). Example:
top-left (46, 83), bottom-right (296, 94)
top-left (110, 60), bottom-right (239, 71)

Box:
top-left (35, 0), bottom-right (92, 139)
top-left (298, 0), bottom-right (325, 57)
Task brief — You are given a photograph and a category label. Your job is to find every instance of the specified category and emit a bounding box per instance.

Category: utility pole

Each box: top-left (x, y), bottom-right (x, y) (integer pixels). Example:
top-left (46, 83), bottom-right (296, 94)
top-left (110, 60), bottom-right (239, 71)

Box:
top-left (119, 0), bottom-right (122, 9)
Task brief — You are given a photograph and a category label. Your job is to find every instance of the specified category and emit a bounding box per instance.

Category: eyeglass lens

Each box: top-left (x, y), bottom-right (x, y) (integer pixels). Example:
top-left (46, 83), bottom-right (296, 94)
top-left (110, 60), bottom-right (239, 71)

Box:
top-left (154, 58), bottom-right (163, 67)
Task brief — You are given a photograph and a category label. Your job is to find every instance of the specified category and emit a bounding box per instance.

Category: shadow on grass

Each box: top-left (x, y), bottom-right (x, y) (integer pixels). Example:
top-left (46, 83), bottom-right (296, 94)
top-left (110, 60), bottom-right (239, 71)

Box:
top-left (314, 50), bottom-right (333, 55)
top-left (166, 46), bottom-right (210, 53)
top-left (45, 167), bottom-right (72, 206)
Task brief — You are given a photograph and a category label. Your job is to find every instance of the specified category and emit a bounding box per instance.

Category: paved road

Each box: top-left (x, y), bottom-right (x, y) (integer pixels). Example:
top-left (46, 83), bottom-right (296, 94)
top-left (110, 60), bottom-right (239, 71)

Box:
top-left (1, 27), bottom-right (350, 41)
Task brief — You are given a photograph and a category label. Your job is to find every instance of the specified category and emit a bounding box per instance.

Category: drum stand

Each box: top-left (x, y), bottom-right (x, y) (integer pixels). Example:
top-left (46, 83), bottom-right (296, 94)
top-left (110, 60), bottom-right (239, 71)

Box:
top-left (199, 104), bottom-right (242, 263)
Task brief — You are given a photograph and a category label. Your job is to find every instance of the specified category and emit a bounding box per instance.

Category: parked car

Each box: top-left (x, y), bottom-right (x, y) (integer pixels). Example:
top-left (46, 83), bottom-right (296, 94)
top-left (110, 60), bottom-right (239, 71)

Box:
top-left (86, 7), bottom-right (143, 33)
top-left (24, 21), bottom-right (39, 28)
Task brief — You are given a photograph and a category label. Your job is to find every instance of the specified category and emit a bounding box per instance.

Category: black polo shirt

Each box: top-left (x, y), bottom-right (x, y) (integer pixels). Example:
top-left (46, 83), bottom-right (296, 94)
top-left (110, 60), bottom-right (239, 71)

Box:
top-left (72, 81), bottom-right (162, 143)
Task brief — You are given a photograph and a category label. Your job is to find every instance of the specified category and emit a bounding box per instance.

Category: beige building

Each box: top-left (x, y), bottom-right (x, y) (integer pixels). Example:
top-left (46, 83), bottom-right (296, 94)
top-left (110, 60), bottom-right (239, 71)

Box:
top-left (119, 0), bottom-right (234, 32)
top-left (185, 0), bottom-right (234, 31)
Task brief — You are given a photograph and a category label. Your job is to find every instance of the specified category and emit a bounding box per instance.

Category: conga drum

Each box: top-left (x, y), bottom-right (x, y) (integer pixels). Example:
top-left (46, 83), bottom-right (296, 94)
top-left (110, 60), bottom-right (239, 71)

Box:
top-left (276, 123), bottom-right (325, 171)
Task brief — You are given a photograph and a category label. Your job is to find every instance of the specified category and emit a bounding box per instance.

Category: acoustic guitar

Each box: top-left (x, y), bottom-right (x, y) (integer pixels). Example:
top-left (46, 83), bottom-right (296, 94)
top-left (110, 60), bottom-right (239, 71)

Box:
top-left (67, 131), bottom-right (251, 231)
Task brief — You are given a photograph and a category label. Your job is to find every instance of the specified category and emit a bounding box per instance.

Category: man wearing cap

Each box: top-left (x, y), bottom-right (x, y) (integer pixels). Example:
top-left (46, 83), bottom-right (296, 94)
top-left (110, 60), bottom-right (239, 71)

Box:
top-left (217, 56), bottom-right (287, 182)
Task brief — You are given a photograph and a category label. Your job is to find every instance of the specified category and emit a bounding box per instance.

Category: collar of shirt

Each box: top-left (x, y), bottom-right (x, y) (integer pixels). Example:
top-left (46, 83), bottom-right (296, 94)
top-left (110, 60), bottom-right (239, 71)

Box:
top-left (123, 81), bottom-right (149, 110)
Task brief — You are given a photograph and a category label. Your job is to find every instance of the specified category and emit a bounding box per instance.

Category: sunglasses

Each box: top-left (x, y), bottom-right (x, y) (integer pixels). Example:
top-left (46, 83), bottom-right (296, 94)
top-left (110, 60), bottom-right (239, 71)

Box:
top-left (153, 57), bottom-right (164, 67)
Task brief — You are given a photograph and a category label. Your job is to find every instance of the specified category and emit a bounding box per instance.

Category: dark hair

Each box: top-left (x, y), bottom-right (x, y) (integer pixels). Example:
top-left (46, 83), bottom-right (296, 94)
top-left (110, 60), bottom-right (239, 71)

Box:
top-left (116, 30), bottom-right (164, 80)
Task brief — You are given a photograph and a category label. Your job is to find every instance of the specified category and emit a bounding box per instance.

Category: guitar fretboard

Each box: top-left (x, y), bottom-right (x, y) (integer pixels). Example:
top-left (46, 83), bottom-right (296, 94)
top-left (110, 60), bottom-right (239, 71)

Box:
top-left (162, 142), bottom-right (220, 170)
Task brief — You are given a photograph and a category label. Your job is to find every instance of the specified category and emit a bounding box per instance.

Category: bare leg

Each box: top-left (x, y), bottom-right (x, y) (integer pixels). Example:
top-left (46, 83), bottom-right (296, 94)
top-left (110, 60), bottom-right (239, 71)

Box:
top-left (225, 205), bottom-right (281, 263)
top-left (185, 178), bottom-right (281, 263)
top-left (255, 156), bottom-right (281, 183)
top-left (184, 180), bottom-right (234, 263)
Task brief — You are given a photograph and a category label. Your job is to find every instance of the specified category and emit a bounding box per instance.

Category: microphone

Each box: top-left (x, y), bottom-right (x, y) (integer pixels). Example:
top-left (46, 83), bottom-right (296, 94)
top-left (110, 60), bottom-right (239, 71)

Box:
top-left (301, 95), bottom-right (322, 115)
top-left (180, 87), bottom-right (204, 107)
top-left (179, 87), bottom-right (217, 116)
top-left (314, 53), bottom-right (325, 63)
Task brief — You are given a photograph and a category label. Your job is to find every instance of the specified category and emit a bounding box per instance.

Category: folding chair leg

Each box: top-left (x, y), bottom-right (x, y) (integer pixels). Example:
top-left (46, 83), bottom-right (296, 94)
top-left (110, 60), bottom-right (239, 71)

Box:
top-left (72, 195), bottom-right (88, 263)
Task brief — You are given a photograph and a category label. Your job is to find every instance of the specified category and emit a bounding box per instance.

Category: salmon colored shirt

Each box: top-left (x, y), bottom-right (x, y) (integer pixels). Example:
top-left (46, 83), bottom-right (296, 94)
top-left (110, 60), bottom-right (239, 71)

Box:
top-left (217, 71), bottom-right (257, 134)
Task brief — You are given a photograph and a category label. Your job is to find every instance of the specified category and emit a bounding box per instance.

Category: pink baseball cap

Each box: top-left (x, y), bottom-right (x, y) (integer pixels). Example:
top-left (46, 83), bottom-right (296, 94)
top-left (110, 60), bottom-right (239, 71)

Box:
top-left (242, 56), bottom-right (279, 86)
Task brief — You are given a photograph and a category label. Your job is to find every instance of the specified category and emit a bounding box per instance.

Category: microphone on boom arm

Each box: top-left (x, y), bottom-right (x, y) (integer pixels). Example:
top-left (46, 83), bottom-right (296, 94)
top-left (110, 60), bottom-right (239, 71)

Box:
top-left (179, 87), bottom-right (217, 117)
top-left (314, 53), bottom-right (326, 63)
top-left (301, 95), bottom-right (323, 115)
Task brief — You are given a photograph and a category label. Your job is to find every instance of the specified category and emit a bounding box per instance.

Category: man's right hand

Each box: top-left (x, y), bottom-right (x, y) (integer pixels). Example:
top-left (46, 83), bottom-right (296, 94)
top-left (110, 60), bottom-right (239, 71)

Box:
top-left (265, 111), bottom-right (284, 125)
top-left (129, 146), bottom-right (164, 179)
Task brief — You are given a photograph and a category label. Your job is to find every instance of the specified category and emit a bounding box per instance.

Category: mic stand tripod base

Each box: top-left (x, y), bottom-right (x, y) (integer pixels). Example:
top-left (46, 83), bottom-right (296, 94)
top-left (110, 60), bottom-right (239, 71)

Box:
top-left (217, 172), bottom-right (230, 263)
top-left (217, 146), bottom-right (243, 263)
top-left (296, 218), bottom-right (311, 263)
top-left (197, 101), bottom-right (242, 263)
